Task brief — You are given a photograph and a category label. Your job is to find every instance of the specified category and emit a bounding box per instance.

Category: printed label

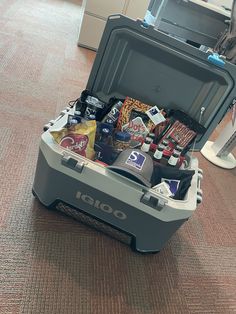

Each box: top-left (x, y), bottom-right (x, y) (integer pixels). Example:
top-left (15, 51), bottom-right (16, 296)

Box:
top-left (125, 151), bottom-right (146, 171)
top-left (161, 178), bottom-right (180, 196)
top-left (122, 117), bottom-right (149, 142)
top-left (60, 134), bottom-right (89, 156)
top-left (146, 106), bottom-right (166, 125)
top-left (152, 182), bottom-right (173, 197)
top-left (107, 107), bottom-right (120, 122)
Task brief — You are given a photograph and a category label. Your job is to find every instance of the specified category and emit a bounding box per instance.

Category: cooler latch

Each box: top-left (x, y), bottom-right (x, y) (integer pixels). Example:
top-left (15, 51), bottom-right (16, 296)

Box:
top-left (61, 154), bottom-right (85, 173)
top-left (141, 191), bottom-right (167, 211)
top-left (196, 168), bottom-right (203, 204)
top-left (207, 53), bottom-right (225, 67)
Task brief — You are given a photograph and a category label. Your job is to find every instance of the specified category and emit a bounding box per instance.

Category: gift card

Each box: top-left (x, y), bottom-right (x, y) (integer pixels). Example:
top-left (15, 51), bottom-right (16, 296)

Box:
top-left (152, 182), bottom-right (173, 197)
top-left (161, 178), bottom-right (180, 196)
top-left (146, 106), bottom-right (166, 125)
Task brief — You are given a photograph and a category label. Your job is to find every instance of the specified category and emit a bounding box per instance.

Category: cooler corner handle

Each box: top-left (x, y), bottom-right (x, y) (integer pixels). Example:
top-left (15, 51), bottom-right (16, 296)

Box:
top-left (196, 169), bottom-right (203, 204)
top-left (140, 191), bottom-right (167, 211)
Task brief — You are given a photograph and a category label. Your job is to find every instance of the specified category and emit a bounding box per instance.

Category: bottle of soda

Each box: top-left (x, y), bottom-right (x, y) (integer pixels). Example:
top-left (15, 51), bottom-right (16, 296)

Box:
top-left (141, 138), bottom-right (152, 153)
top-left (95, 128), bottom-right (113, 164)
top-left (153, 144), bottom-right (165, 161)
top-left (168, 152), bottom-right (179, 167)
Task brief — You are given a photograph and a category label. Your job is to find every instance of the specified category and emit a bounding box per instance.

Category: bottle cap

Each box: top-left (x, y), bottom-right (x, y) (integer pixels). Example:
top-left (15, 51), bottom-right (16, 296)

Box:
top-left (145, 138), bottom-right (152, 144)
top-left (154, 148), bottom-right (163, 159)
top-left (168, 153), bottom-right (179, 166)
top-left (115, 131), bottom-right (131, 142)
top-left (101, 128), bottom-right (110, 135)
top-left (74, 110), bottom-right (81, 116)
top-left (106, 119), bottom-right (114, 125)
top-left (75, 116), bottom-right (81, 123)
top-left (88, 114), bottom-right (96, 120)
top-left (99, 123), bottom-right (113, 133)
top-left (157, 144), bottom-right (165, 151)
top-left (148, 133), bottom-right (155, 140)
top-left (70, 119), bottom-right (78, 125)
top-left (162, 139), bottom-right (169, 146)
top-left (172, 152), bottom-right (179, 158)
top-left (176, 145), bottom-right (183, 152)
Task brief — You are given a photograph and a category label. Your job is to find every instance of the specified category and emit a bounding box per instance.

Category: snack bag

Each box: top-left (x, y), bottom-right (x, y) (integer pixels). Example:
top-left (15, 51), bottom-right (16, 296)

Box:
top-left (156, 110), bottom-right (206, 155)
top-left (122, 117), bottom-right (149, 142)
top-left (117, 97), bottom-right (155, 142)
top-left (50, 120), bottom-right (96, 160)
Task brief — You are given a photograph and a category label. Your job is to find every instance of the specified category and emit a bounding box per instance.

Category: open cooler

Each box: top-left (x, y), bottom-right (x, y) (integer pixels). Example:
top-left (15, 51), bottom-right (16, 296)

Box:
top-left (33, 15), bottom-right (236, 253)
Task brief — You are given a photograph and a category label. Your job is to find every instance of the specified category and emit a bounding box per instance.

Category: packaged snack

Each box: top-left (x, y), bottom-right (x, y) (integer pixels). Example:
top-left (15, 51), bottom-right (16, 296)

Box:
top-left (50, 120), bottom-right (96, 160)
top-left (122, 116), bottom-right (149, 142)
top-left (156, 110), bottom-right (206, 155)
top-left (74, 90), bottom-right (106, 120)
top-left (117, 97), bottom-right (155, 139)
top-left (84, 96), bottom-right (105, 120)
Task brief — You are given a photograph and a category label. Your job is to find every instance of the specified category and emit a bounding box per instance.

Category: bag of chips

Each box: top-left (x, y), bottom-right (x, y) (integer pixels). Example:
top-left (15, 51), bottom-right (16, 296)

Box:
top-left (50, 120), bottom-right (96, 160)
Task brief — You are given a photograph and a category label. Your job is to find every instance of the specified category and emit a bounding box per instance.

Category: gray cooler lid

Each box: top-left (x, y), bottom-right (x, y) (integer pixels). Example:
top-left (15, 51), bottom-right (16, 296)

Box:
top-left (86, 15), bottom-right (236, 150)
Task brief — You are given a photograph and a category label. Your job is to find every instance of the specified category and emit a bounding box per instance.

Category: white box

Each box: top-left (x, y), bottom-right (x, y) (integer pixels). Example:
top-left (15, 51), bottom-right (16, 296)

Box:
top-left (78, 13), bottom-right (106, 50)
top-left (85, 0), bottom-right (126, 18)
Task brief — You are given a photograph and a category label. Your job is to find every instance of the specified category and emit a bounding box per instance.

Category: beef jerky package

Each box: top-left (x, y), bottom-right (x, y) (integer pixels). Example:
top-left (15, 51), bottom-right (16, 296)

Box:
top-left (156, 110), bottom-right (206, 155)
top-left (151, 163), bottom-right (195, 200)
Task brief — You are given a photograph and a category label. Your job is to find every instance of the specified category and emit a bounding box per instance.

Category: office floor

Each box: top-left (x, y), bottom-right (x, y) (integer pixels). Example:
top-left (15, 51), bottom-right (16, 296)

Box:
top-left (0, 0), bottom-right (236, 313)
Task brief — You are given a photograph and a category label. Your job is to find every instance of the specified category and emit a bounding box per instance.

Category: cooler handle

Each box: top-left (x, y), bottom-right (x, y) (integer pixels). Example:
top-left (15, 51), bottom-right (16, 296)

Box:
top-left (140, 191), bottom-right (167, 211)
top-left (196, 168), bottom-right (203, 204)
top-left (61, 154), bottom-right (85, 173)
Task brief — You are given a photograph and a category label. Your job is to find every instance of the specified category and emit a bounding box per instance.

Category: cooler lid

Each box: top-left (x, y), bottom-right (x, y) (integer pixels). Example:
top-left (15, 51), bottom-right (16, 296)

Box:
top-left (86, 15), bottom-right (236, 150)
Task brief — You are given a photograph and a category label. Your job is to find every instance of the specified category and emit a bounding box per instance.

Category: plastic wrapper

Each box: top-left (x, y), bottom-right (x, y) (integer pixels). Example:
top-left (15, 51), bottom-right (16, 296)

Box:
top-left (117, 97), bottom-right (155, 142)
top-left (50, 120), bottom-right (96, 160)
top-left (156, 110), bottom-right (206, 155)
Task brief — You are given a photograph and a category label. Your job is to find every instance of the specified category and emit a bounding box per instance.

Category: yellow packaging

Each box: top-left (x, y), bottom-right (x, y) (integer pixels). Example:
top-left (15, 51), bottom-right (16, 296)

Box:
top-left (50, 120), bottom-right (96, 160)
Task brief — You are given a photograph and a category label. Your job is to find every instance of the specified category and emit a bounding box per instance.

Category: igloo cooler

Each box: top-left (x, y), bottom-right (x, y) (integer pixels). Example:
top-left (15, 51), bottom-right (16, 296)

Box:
top-left (33, 15), bottom-right (236, 253)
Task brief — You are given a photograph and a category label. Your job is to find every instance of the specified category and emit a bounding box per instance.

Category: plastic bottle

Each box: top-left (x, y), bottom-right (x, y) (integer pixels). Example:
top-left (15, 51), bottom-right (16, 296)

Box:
top-left (153, 144), bottom-right (165, 161)
top-left (168, 152), bottom-right (179, 167)
top-left (95, 128), bottom-right (113, 164)
top-left (113, 131), bottom-right (131, 151)
top-left (141, 138), bottom-right (152, 152)
top-left (102, 100), bottom-right (123, 125)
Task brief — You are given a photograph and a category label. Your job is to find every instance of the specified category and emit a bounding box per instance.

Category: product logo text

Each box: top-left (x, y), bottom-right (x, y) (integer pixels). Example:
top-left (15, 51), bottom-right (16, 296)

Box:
top-left (76, 191), bottom-right (127, 220)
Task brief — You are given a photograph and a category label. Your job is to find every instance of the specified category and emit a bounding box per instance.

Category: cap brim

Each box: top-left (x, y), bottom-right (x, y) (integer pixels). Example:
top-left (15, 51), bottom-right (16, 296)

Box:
top-left (108, 166), bottom-right (151, 187)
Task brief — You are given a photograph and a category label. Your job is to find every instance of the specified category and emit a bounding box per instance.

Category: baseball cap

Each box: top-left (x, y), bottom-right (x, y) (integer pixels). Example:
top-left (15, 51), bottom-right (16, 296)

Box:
top-left (108, 149), bottom-right (153, 187)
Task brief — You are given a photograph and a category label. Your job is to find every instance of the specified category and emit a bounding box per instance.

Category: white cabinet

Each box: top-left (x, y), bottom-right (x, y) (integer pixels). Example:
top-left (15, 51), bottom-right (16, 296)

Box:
top-left (85, 0), bottom-right (126, 18)
top-left (125, 0), bottom-right (150, 19)
top-left (78, 13), bottom-right (106, 51)
top-left (78, 0), bottom-right (149, 50)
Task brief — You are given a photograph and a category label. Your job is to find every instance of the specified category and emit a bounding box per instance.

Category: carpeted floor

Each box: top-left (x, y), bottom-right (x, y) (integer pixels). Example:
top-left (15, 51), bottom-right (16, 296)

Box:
top-left (0, 0), bottom-right (236, 313)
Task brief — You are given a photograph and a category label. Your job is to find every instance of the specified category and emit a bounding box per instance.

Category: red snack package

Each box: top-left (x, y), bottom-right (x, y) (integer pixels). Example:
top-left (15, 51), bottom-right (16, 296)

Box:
top-left (50, 120), bottom-right (96, 160)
